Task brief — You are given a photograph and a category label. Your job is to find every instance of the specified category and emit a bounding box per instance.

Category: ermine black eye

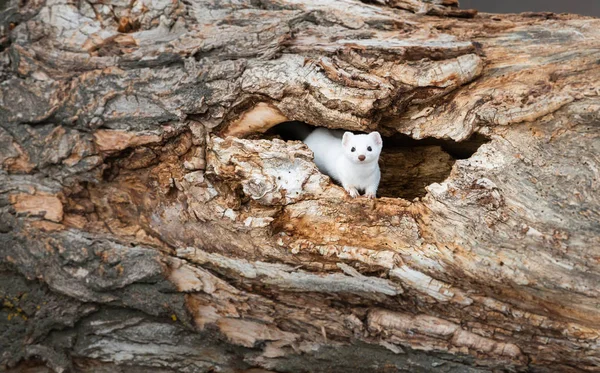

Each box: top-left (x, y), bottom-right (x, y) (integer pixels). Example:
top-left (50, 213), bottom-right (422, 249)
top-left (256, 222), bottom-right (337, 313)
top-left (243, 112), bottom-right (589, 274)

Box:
top-left (351, 147), bottom-right (356, 152)
top-left (367, 146), bottom-right (372, 151)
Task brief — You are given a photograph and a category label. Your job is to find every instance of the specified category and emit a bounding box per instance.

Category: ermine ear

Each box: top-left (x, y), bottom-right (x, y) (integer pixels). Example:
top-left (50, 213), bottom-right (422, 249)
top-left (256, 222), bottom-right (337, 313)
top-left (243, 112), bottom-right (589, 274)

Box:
top-left (371, 131), bottom-right (382, 146)
top-left (342, 132), bottom-right (354, 147)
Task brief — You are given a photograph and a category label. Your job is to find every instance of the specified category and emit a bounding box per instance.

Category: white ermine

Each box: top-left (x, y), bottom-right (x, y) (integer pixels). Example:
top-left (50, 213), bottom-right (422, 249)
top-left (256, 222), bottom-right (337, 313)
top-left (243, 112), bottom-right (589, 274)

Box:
top-left (304, 128), bottom-right (382, 198)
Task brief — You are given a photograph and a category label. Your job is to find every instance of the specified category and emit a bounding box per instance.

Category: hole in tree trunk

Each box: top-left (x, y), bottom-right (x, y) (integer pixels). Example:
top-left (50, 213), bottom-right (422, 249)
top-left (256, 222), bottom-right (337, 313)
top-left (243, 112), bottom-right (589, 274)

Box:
top-left (375, 132), bottom-right (490, 199)
top-left (261, 122), bottom-right (490, 200)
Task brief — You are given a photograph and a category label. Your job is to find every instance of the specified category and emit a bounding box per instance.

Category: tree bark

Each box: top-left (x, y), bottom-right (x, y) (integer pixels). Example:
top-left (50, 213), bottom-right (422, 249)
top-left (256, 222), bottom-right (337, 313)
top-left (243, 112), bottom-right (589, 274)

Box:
top-left (1, 0), bottom-right (599, 372)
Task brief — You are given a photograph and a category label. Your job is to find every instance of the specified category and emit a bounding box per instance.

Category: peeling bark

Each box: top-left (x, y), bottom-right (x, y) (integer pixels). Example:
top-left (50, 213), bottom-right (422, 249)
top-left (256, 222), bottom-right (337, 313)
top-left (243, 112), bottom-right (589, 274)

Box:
top-left (1, 0), bottom-right (600, 372)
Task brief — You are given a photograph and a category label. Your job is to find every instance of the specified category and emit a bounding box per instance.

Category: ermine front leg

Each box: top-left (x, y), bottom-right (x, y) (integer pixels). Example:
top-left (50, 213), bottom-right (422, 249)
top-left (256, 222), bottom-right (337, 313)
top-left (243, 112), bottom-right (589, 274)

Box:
top-left (364, 184), bottom-right (377, 199)
top-left (343, 185), bottom-right (360, 198)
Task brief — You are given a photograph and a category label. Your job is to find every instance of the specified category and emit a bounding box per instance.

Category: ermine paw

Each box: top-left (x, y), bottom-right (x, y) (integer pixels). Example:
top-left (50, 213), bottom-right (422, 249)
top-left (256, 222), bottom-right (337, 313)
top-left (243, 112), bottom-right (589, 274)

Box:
top-left (365, 192), bottom-right (376, 199)
top-left (345, 187), bottom-right (360, 198)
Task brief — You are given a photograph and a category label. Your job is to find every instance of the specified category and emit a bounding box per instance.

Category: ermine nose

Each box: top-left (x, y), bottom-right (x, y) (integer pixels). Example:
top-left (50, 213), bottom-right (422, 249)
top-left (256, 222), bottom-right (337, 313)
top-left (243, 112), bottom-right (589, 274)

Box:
top-left (358, 155), bottom-right (366, 161)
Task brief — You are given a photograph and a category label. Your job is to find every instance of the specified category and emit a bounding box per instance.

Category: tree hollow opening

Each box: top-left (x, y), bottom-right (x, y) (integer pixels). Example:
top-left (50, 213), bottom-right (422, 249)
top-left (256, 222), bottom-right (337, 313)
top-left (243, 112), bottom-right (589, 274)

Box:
top-left (257, 122), bottom-right (490, 200)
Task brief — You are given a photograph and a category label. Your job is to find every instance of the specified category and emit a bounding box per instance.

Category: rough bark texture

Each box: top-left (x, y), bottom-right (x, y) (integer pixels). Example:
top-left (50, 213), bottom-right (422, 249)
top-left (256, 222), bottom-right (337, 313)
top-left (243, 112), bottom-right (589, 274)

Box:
top-left (1, 0), bottom-right (599, 372)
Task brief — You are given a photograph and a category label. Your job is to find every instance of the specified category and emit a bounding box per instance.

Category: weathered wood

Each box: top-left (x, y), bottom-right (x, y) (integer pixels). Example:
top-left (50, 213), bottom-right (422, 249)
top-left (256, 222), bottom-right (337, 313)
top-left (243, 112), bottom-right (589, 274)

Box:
top-left (1, 0), bottom-right (599, 372)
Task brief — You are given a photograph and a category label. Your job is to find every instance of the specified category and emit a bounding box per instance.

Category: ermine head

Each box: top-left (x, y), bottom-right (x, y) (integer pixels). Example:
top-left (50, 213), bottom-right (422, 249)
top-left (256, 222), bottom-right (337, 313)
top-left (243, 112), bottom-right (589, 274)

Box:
top-left (342, 131), bottom-right (383, 165)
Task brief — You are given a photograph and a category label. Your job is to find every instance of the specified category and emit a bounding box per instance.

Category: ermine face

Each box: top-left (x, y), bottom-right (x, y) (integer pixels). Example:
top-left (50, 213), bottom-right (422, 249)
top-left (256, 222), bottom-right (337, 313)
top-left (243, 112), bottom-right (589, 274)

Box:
top-left (341, 131), bottom-right (383, 164)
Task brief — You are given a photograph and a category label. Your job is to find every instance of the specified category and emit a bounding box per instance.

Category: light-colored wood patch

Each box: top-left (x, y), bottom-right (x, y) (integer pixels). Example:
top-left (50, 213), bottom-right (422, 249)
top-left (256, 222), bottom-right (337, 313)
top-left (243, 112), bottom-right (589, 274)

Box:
top-left (216, 318), bottom-right (298, 348)
top-left (93, 129), bottom-right (161, 152)
top-left (222, 102), bottom-right (288, 138)
top-left (10, 193), bottom-right (64, 222)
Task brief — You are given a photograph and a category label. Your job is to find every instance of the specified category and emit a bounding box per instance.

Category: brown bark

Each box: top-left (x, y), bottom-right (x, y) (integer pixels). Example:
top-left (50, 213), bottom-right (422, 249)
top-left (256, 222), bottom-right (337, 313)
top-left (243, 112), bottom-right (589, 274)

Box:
top-left (1, 0), bottom-right (599, 372)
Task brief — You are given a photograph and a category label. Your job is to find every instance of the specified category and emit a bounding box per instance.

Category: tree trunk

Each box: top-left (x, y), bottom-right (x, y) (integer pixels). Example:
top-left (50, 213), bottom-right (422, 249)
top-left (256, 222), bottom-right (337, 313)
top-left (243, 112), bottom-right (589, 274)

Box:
top-left (1, 0), bottom-right (599, 372)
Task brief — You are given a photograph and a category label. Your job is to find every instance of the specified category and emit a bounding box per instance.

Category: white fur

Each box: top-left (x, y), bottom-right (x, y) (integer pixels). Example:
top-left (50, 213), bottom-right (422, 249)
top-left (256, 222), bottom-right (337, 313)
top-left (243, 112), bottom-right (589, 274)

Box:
top-left (303, 128), bottom-right (382, 198)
